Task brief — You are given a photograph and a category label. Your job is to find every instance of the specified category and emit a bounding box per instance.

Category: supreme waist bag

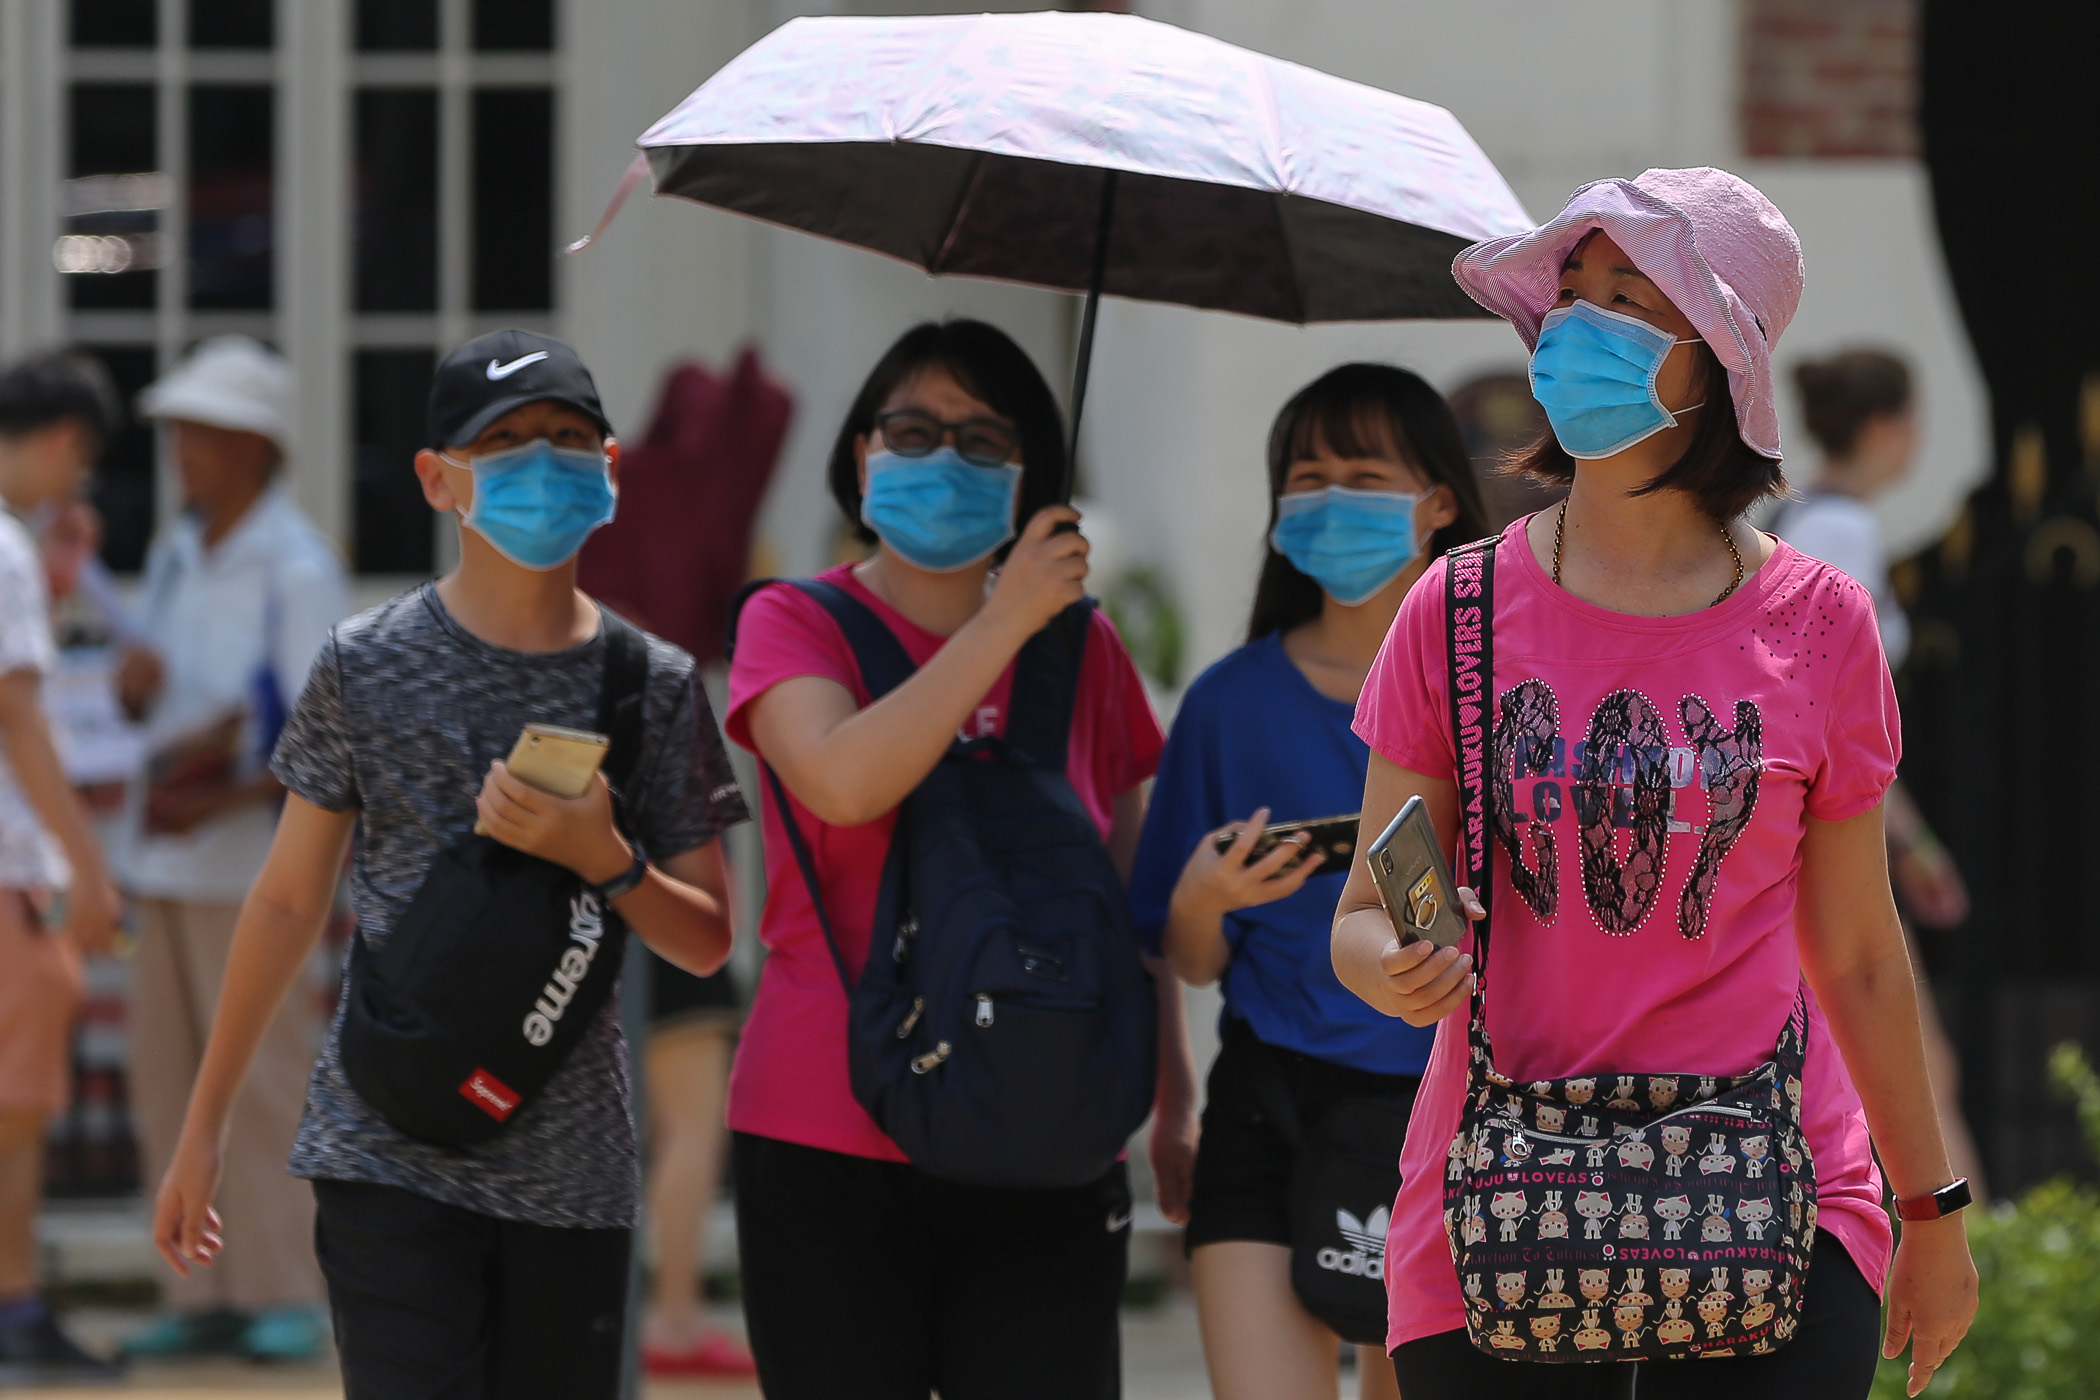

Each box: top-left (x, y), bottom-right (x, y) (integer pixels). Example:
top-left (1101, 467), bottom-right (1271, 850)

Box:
top-left (338, 612), bottom-right (648, 1148)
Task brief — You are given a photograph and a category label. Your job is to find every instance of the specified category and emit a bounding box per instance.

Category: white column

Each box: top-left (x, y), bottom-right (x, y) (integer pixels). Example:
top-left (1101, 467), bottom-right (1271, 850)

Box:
top-left (0, 0), bottom-right (63, 359)
top-left (278, 0), bottom-right (350, 547)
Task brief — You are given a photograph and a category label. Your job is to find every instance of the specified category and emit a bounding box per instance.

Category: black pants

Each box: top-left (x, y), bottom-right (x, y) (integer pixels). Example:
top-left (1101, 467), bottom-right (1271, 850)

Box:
top-left (733, 1131), bottom-right (1131, 1400)
top-left (312, 1179), bottom-right (631, 1400)
top-left (1392, 1233), bottom-right (1882, 1400)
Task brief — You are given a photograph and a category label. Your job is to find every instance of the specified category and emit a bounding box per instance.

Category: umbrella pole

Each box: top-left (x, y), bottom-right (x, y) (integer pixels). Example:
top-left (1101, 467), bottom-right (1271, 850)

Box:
top-left (1064, 169), bottom-right (1118, 503)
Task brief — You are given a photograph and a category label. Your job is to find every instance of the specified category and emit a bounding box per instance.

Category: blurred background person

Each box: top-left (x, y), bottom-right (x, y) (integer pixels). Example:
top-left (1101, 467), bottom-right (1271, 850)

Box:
top-left (113, 336), bottom-right (347, 1362)
top-left (579, 352), bottom-right (791, 1379)
top-left (1775, 346), bottom-right (1985, 1194)
top-left (0, 352), bottom-right (126, 1384)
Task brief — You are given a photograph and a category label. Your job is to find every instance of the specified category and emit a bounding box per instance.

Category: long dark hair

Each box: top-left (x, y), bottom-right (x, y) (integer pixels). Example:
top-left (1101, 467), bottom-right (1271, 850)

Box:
top-left (1246, 364), bottom-right (1490, 642)
top-left (1510, 343), bottom-right (1784, 520)
top-left (828, 320), bottom-right (1066, 550)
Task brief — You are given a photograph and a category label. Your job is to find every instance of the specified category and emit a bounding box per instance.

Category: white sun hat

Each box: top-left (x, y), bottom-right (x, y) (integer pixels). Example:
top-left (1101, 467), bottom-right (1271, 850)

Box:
top-left (138, 335), bottom-right (292, 449)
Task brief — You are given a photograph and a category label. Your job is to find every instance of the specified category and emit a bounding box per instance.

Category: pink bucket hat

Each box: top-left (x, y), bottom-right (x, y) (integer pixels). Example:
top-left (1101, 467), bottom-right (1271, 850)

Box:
top-left (1450, 167), bottom-right (1803, 461)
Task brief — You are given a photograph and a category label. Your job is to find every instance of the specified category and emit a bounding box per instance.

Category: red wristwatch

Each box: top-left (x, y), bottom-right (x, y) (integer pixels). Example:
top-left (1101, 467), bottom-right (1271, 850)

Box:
top-left (1894, 1177), bottom-right (1972, 1222)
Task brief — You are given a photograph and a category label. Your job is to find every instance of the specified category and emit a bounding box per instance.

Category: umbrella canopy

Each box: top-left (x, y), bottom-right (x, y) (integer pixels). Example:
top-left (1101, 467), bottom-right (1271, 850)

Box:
top-left (637, 11), bottom-right (1531, 325)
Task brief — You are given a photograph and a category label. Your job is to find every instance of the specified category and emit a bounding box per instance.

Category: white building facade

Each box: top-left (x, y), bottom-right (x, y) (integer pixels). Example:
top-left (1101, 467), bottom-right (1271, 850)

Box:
top-left (1, 0), bottom-right (1983, 666)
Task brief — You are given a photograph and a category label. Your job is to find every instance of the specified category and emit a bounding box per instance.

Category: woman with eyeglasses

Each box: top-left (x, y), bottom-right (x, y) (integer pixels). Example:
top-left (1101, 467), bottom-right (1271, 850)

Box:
top-left (722, 319), bottom-right (1193, 1399)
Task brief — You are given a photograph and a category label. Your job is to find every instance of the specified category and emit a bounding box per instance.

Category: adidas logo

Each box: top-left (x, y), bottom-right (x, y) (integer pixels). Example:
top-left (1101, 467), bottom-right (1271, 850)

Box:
top-left (1316, 1205), bottom-right (1390, 1280)
top-left (520, 891), bottom-right (607, 1047)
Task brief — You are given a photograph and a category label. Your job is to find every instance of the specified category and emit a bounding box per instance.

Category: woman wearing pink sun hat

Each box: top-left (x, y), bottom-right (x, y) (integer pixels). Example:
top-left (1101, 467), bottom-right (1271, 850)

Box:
top-left (1330, 168), bottom-right (1979, 1399)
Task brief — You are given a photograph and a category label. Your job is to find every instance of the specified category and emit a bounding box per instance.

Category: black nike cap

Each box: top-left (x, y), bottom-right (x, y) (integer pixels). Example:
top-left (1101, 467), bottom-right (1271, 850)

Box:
top-left (426, 329), bottom-right (612, 448)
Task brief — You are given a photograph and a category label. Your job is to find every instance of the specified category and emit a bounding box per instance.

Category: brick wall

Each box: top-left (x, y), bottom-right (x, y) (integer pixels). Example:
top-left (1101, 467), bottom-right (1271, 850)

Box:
top-left (1742, 0), bottom-right (1919, 158)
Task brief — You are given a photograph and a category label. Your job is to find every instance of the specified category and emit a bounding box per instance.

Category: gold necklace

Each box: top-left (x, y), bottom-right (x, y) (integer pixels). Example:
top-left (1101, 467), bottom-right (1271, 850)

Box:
top-left (1552, 502), bottom-right (1745, 609)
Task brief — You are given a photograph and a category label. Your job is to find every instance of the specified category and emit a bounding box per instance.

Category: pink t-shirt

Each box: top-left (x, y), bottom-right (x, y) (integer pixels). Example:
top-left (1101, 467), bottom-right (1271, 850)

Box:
top-left (1354, 524), bottom-right (1900, 1351)
top-left (724, 565), bottom-right (1165, 1160)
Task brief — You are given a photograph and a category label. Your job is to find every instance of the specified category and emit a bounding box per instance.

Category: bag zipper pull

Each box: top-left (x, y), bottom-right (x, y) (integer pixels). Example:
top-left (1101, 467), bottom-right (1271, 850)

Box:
top-left (975, 994), bottom-right (994, 1028)
top-left (893, 915), bottom-right (920, 963)
top-left (895, 997), bottom-right (925, 1040)
top-left (910, 1041), bottom-right (952, 1074)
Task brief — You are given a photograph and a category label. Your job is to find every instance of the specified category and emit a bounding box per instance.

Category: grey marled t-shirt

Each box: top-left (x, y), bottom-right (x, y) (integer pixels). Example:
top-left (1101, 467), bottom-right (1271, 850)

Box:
top-left (272, 584), bottom-right (747, 1228)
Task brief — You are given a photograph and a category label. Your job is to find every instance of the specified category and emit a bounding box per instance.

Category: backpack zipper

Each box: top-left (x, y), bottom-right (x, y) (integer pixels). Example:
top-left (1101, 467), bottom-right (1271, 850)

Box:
top-left (911, 1041), bottom-right (952, 1074)
top-left (975, 994), bottom-right (994, 1028)
top-left (896, 997), bottom-right (925, 1039)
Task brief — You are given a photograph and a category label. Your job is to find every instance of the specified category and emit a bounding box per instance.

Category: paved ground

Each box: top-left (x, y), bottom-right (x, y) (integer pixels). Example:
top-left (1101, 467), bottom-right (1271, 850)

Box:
top-left (11, 1297), bottom-right (1277, 1400)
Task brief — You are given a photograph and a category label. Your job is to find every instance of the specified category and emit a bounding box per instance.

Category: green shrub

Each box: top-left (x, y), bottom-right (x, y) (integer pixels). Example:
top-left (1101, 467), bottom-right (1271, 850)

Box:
top-left (1869, 1043), bottom-right (2100, 1399)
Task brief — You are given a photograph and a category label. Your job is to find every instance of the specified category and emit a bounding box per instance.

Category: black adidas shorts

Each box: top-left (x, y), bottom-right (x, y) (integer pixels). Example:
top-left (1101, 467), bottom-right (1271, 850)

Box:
top-left (1185, 1015), bottom-right (1420, 1253)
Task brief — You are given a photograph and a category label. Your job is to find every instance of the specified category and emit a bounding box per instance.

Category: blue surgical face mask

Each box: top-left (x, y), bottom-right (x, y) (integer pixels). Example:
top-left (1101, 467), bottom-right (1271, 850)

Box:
top-left (860, 447), bottom-right (1022, 573)
top-left (1529, 299), bottom-right (1703, 459)
top-left (1269, 485), bottom-right (1426, 606)
top-left (448, 439), bottom-right (616, 571)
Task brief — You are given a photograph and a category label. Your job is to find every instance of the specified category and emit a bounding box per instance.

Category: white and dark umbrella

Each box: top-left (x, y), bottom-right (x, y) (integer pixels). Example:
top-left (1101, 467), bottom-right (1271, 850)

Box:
top-left (589, 10), bottom-right (1532, 490)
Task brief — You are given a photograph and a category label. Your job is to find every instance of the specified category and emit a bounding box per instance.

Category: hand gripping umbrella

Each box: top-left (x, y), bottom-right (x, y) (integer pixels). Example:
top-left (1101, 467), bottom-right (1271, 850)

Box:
top-left (583, 10), bottom-right (1532, 496)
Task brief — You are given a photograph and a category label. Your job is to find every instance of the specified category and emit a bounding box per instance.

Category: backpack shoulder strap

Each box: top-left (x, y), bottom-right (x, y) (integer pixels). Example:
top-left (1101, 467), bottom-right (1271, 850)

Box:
top-left (595, 608), bottom-right (652, 800)
top-left (1002, 599), bottom-right (1095, 773)
top-left (724, 577), bottom-right (917, 699)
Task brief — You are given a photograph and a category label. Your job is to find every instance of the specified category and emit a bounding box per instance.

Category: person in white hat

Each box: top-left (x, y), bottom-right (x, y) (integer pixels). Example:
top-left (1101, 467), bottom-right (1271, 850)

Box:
top-left (115, 335), bottom-right (346, 1363)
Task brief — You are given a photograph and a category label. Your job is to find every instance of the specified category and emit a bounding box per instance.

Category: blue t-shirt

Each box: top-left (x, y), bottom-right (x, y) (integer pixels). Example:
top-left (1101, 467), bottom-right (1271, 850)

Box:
top-left (1130, 632), bottom-right (1435, 1075)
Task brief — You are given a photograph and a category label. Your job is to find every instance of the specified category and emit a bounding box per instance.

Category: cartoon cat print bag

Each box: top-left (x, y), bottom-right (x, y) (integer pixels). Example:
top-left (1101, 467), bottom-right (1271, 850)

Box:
top-left (1438, 536), bottom-right (1816, 1363)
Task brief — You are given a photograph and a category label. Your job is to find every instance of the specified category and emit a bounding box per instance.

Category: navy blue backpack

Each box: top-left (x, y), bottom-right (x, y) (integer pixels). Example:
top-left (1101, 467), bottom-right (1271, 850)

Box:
top-left (730, 579), bottom-right (1158, 1189)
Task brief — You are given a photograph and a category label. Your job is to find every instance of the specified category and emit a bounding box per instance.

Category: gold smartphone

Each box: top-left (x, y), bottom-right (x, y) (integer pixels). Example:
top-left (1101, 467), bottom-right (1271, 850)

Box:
top-left (1366, 795), bottom-right (1468, 949)
top-left (473, 723), bottom-right (610, 835)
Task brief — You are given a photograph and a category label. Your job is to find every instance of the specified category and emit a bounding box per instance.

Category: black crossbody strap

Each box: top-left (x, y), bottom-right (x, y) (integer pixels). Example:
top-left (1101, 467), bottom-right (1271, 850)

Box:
top-left (594, 610), bottom-right (653, 819)
top-left (1444, 534), bottom-right (1498, 981)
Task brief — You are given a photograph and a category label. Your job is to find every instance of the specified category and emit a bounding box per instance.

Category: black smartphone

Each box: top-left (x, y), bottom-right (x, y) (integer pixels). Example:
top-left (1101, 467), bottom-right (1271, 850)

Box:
top-left (1212, 812), bottom-right (1361, 878)
top-left (1366, 796), bottom-right (1468, 948)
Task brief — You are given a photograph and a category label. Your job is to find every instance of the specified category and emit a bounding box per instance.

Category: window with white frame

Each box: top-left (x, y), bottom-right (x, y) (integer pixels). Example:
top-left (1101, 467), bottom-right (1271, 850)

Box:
top-left (50, 0), bottom-right (559, 577)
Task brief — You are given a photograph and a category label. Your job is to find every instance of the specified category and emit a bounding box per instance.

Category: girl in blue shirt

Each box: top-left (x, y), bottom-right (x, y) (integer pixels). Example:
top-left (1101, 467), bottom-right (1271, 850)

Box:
top-left (1130, 364), bottom-right (1487, 1400)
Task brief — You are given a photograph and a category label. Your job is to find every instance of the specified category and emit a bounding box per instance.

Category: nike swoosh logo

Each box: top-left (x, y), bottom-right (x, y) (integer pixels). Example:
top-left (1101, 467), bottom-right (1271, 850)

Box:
top-left (1105, 1210), bottom-right (1132, 1233)
top-left (486, 351), bottom-right (550, 380)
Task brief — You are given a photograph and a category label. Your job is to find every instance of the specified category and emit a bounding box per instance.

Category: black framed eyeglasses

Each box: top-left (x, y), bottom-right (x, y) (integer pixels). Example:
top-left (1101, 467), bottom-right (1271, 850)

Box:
top-left (873, 409), bottom-right (1020, 468)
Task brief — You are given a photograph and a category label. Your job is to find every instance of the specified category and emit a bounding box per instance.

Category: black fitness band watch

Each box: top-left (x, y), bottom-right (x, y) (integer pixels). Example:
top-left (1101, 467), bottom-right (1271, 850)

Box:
top-left (587, 848), bottom-right (650, 904)
top-left (1894, 1177), bottom-right (1972, 1222)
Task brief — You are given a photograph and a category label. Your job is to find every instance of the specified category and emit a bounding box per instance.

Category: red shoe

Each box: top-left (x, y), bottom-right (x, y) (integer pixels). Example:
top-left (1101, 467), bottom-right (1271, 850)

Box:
top-left (643, 1330), bottom-right (758, 1378)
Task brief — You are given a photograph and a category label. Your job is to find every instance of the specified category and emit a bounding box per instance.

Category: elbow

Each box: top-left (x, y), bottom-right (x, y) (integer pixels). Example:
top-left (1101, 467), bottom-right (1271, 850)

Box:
top-left (783, 772), bottom-right (889, 829)
top-left (653, 929), bottom-right (733, 979)
top-left (1163, 946), bottom-right (1221, 989)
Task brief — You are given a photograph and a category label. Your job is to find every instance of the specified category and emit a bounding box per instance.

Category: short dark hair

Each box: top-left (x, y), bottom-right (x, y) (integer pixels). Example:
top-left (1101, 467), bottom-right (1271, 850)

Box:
top-left (0, 351), bottom-right (121, 450)
top-left (828, 320), bottom-right (1066, 547)
top-left (1794, 349), bottom-right (1912, 459)
top-left (1509, 343), bottom-right (1783, 522)
top-left (1246, 363), bottom-right (1491, 642)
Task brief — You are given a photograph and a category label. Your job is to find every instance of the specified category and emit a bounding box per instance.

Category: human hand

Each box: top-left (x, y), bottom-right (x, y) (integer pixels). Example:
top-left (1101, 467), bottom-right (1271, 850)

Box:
top-left (115, 646), bottom-right (166, 720)
top-left (1171, 807), bottom-right (1318, 921)
top-left (153, 1130), bottom-right (225, 1278)
top-left (1883, 1215), bottom-right (1978, 1396)
top-left (1148, 1100), bottom-right (1199, 1227)
top-left (1893, 842), bottom-right (1969, 929)
top-left (982, 506), bottom-right (1089, 639)
top-left (1353, 887), bottom-right (1485, 1026)
top-left (475, 764), bottom-right (631, 884)
top-left (59, 873), bottom-right (124, 956)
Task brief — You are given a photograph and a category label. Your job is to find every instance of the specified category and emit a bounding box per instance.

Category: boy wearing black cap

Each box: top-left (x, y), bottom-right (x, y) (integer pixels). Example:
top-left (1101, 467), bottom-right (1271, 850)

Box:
top-left (151, 331), bottom-right (749, 1400)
